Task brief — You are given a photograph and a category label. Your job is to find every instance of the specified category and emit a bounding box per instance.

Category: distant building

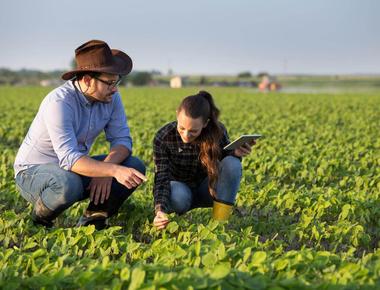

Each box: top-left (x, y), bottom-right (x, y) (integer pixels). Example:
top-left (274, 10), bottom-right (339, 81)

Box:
top-left (170, 76), bottom-right (182, 88)
top-left (170, 76), bottom-right (188, 88)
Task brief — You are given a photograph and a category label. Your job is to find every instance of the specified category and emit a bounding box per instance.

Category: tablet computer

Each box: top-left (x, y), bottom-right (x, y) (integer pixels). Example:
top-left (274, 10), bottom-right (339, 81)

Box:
top-left (223, 134), bottom-right (262, 150)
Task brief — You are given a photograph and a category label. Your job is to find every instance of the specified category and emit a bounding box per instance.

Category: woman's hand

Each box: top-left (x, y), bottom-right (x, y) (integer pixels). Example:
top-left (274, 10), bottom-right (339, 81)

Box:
top-left (153, 210), bottom-right (170, 230)
top-left (234, 140), bottom-right (256, 157)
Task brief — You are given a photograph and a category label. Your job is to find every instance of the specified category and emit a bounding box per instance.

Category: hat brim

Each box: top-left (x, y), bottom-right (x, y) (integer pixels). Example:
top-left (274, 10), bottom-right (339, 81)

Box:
top-left (61, 49), bottom-right (133, 80)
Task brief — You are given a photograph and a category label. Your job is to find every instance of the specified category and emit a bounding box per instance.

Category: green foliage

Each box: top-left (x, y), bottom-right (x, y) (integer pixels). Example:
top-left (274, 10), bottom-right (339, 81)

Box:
top-left (127, 72), bottom-right (153, 86)
top-left (0, 86), bottom-right (379, 289)
top-left (238, 71), bottom-right (252, 78)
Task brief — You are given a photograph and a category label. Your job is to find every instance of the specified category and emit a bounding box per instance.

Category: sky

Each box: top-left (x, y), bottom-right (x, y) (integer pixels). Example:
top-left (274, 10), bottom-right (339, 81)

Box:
top-left (0, 0), bottom-right (379, 75)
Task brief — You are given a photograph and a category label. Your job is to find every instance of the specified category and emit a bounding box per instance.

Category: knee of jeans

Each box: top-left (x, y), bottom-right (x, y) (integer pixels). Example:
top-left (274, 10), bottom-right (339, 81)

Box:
top-left (220, 156), bottom-right (242, 179)
top-left (50, 171), bottom-right (84, 204)
top-left (122, 156), bottom-right (146, 175)
top-left (170, 182), bottom-right (192, 214)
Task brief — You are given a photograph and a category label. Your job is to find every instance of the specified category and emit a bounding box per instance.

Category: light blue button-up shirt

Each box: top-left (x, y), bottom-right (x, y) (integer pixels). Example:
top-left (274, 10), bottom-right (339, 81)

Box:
top-left (14, 80), bottom-right (132, 177)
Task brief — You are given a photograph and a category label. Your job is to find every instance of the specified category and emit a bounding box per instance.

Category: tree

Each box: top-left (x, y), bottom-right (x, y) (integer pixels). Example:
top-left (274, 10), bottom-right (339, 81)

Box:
top-left (238, 71), bottom-right (252, 78)
top-left (128, 71), bottom-right (152, 86)
top-left (257, 72), bottom-right (269, 79)
top-left (70, 58), bottom-right (77, 69)
top-left (199, 76), bottom-right (207, 85)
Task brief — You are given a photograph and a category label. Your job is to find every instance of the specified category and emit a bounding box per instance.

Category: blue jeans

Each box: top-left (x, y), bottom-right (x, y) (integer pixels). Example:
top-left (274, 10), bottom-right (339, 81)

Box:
top-left (15, 155), bottom-right (146, 218)
top-left (170, 156), bottom-right (242, 214)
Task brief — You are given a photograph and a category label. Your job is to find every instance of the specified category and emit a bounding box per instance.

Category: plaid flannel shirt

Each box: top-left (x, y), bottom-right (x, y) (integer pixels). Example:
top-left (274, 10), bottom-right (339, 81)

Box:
top-left (153, 121), bottom-right (235, 213)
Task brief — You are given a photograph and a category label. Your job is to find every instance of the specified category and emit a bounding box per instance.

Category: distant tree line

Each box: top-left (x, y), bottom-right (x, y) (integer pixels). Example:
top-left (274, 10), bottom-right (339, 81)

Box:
top-left (0, 68), bottom-right (65, 85)
top-left (0, 68), bottom-right (270, 87)
top-left (0, 68), bottom-right (161, 86)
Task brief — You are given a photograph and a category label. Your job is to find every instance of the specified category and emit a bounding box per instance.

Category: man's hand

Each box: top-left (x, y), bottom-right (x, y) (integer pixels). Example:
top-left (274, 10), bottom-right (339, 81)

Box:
top-left (234, 140), bottom-right (256, 157)
top-left (114, 166), bottom-right (147, 189)
top-left (153, 210), bottom-right (169, 230)
top-left (88, 177), bottom-right (113, 205)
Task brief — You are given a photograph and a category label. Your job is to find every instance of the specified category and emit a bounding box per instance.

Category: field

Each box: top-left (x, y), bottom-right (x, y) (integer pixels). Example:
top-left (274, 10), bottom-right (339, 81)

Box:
top-left (0, 86), bottom-right (379, 289)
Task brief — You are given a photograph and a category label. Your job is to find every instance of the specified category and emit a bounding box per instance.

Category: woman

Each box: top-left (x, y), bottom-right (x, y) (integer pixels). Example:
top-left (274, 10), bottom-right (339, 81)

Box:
top-left (153, 91), bottom-right (255, 229)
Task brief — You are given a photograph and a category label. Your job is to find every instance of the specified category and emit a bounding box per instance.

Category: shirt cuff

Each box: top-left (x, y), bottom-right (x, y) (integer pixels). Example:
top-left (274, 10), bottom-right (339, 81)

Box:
top-left (155, 202), bottom-right (169, 214)
top-left (110, 140), bottom-right (132, 153)
top-left (64, 152), bottom-right (86, 171)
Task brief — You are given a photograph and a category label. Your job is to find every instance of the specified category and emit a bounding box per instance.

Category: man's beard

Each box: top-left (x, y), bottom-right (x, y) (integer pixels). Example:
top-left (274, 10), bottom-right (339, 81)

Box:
top-left (97, 93), bottom-right (114, 104)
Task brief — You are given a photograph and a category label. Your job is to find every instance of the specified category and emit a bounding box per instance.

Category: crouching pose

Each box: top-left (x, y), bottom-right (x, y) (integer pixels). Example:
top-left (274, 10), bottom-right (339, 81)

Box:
top-left (14, 40), bottom-right (146, 229)
top-left (153, 91), bottom-right (255, 230)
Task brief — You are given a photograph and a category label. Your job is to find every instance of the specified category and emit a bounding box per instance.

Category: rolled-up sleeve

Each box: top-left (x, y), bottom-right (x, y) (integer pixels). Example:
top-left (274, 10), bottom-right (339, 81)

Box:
top-left (104, 94), bottom-right (133, 153)
top-left (43, 99), bottom-right (85, 170)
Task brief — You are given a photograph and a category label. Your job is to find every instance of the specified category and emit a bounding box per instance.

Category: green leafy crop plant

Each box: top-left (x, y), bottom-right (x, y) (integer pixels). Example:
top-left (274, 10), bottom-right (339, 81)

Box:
top-left (0, 86), bottom-right (379, 289)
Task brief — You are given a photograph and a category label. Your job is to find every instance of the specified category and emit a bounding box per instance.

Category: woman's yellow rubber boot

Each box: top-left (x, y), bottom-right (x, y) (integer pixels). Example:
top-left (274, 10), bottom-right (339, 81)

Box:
top-left (212, 200), bottom-right (233, 221)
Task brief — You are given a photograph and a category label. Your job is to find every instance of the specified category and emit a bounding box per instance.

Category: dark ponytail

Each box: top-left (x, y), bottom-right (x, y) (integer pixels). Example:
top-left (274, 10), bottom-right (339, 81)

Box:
top-left (178, 91), bottom-right (223, 197)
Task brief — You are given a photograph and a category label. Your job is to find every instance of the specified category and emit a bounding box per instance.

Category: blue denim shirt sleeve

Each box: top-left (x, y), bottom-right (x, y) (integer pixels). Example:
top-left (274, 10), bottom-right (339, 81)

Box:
top-left (14, 82), bottom-right (134, 177)
top-left (43, 98), bottom-right (85, 170)
top-left (104, 93), bottom-right (133, 153)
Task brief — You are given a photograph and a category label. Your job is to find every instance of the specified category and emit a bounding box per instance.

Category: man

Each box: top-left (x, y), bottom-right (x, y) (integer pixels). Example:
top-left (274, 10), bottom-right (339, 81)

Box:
top-left (14, 40), bottom-right (146, 229)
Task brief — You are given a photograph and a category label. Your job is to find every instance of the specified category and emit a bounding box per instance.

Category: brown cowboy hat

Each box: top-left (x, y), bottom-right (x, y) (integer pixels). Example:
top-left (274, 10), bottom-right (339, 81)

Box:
top-left (61, 40), bottom-right (133, 80)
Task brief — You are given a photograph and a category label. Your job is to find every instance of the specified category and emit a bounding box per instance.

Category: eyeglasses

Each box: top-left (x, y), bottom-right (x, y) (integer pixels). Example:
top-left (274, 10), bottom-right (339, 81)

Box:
top-left (93, 75), bottom-right (122, 89)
